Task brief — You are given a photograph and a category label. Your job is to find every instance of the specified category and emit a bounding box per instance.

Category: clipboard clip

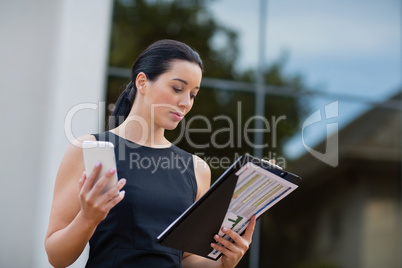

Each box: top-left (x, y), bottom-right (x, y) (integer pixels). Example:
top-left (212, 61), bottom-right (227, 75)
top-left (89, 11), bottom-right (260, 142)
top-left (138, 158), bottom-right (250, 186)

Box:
top-left (260, 158), bottom-right (283, 169)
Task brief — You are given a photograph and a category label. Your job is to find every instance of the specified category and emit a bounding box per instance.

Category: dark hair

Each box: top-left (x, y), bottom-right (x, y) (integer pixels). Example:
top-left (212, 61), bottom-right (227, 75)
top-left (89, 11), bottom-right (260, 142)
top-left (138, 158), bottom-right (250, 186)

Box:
top-left (107, 39), bottom-right (204, 130)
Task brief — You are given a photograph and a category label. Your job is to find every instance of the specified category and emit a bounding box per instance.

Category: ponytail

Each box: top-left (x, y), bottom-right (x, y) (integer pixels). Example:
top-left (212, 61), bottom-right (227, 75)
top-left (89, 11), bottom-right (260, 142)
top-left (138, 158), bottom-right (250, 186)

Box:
top-left (107, 81), bottom-right (137, 130)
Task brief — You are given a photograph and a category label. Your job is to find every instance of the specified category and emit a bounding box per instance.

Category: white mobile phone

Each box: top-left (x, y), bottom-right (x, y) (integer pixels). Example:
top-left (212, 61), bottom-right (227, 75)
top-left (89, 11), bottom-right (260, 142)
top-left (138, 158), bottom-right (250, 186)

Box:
top-left (82, 141), bottom-right (118, 194)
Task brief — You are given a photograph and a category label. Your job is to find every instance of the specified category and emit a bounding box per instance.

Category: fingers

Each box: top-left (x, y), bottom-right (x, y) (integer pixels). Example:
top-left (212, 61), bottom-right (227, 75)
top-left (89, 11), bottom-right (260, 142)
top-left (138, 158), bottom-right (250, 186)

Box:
top-left (78, 171), bottom-right (86, 191)
top-left (218, 227), bottom-right (248, 251)
top-left (82, 163), bottom-right (120, 198)
top-left (210, 227), bottom-right (247, 266)
top-left (79, 163), bottom-right (125, 205)
top-left (210, 241), bottom-right (235, 258)
top-left (221, 228), bottom-right (241, 247)
top-left (243, 215), bottom-right (257, 242)
top-left (212, 231), bottom-right (239, 254)
top-left (98, 178), bottom-right (126, 205)
top-left (90, 167), bottom-right (117, 196)
top-left (103, 190), bottom-right (126, 212)
top-left (211, 228), bottom-right (245, 254)
top-left (210, 216), bottom-right (257, 261)
top-left (81, 162), bottom-right (102, 194)
top-left (78, 165), bottom-right (126, 225)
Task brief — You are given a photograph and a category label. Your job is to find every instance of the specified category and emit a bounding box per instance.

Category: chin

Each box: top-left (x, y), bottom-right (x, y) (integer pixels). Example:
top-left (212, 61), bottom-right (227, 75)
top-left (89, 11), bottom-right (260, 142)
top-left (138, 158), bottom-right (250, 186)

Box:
top-left (156, 120), bottom-right (178, 131)
top-left (164, 123), bottom-right (180, 131)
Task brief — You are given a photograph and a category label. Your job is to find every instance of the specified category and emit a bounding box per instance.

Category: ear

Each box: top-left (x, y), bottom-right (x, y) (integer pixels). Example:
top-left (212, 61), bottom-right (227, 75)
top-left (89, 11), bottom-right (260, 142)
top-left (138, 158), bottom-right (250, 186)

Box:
top-left (135, 72), bottom-right (148, 94)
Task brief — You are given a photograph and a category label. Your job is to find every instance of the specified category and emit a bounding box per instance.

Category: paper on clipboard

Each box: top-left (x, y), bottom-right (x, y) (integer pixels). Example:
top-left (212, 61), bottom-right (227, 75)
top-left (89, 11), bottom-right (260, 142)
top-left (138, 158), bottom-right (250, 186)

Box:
top-left (207, 162), bottom-right (298, 259)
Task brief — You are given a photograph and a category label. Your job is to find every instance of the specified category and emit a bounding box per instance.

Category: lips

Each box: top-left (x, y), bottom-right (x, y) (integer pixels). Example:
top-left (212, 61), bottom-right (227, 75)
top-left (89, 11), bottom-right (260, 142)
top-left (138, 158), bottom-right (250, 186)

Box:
top-left (171, 111), bottom-right (184, 121)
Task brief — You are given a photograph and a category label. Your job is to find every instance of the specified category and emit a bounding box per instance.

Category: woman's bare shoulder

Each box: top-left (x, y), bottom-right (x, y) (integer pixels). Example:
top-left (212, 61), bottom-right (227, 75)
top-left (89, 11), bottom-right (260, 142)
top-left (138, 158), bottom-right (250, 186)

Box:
top-left (192, 155), bottom-right (211, 200)
top-left (69, 134), bottom-right (97, 148)
top-left (56, 135), bottom-right (97, 183)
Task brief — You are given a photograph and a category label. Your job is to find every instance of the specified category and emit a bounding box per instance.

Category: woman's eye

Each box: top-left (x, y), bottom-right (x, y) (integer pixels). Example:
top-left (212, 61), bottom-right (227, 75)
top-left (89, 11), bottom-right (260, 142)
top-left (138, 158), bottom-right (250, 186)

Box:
top-left (173, 87), bottom-right (182, 93)
top-left (190, 94), bottom-right (197, 99)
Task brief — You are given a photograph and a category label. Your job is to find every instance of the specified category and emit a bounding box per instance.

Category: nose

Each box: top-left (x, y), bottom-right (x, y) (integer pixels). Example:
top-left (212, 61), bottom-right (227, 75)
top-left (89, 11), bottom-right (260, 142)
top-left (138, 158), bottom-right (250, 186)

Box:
top-left (178, 93), bottom-right (192, 110)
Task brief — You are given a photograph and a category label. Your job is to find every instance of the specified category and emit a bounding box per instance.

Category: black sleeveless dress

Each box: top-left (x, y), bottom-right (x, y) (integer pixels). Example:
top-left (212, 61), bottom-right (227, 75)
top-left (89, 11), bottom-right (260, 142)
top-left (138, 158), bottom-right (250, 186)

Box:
top-left (85, 131), bottom-right (197, 268)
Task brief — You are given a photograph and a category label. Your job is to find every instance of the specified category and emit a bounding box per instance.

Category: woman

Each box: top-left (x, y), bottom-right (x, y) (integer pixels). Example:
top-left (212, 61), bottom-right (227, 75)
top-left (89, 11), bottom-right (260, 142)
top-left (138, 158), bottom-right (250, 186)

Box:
top-left (45, 39), bottom-right (256, 268)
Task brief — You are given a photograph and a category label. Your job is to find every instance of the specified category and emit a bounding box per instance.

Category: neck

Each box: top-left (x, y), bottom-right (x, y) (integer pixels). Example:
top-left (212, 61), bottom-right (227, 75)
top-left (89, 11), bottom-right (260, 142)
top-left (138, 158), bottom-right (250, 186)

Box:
top-left (110, 110), bottom-right (170, 148)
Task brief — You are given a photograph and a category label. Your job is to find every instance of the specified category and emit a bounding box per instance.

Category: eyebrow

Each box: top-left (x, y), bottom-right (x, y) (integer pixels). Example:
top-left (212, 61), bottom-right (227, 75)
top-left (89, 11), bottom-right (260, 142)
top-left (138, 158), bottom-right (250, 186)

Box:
top-left (172, 78), bottom-right (200, 89)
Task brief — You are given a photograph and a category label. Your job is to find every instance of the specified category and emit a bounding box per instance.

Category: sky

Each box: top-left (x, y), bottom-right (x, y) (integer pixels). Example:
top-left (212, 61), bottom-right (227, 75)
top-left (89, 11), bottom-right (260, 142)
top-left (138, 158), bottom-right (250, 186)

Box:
top-left (209, 0), bottom-right (402, 159)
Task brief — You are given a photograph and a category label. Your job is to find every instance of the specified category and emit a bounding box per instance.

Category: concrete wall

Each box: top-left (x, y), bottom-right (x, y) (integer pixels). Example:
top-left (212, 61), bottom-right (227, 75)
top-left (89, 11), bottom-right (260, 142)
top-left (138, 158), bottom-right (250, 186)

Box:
top-left (361, 165), bottom-right (402, 268)
top-left (307, 172), bottom-right (366, 268)
top-left (362, 198), bottom-right (401, 268)
top-left (0, 0), bottom-right (113, 267)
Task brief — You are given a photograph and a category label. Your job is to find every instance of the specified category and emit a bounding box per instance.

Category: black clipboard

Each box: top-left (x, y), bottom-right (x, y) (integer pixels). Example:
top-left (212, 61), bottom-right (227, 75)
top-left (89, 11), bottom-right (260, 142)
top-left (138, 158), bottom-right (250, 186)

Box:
top-left (157, 154), bottom-right (301, 260)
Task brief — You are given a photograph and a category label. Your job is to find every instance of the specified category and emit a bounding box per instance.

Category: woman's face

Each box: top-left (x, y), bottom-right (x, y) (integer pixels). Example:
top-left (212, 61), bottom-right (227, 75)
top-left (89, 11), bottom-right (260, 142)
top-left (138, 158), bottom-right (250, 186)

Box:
top-left (141, 60), bottom-right (202, 130)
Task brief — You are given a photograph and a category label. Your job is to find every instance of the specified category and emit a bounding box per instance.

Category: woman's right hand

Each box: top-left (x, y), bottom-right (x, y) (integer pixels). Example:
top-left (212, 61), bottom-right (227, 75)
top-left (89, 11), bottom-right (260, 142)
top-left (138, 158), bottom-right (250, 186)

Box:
top-left (45, 136), bottom-right (127, 268)
top-left (78, 162), bottom-right (126, 225)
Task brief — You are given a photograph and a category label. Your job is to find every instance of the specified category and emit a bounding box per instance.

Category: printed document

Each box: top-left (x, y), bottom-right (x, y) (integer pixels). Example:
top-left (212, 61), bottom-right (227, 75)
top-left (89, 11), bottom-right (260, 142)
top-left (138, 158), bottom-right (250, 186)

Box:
top-left (207, 162), bottom-right (298, 259)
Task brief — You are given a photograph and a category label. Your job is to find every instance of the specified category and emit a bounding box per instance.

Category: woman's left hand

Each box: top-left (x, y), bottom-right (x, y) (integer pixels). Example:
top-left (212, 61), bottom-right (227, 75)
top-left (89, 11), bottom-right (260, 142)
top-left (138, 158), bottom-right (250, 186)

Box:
top-left (210, 215), bottom-right (257, 268)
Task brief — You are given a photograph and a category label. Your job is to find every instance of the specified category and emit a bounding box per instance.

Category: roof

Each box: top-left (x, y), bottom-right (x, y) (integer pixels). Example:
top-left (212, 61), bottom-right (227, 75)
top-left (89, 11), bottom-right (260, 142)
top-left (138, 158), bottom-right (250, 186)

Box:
top-left (289, 91), bottom-right (401, 181)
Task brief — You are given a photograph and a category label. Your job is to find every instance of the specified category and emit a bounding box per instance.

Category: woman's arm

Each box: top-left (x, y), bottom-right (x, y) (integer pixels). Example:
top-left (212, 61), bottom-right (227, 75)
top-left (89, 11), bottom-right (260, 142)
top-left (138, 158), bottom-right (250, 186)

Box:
top-left (182, 155), bottom-right (256, 268)
top-left (44, 135), bottom-right (126, 268)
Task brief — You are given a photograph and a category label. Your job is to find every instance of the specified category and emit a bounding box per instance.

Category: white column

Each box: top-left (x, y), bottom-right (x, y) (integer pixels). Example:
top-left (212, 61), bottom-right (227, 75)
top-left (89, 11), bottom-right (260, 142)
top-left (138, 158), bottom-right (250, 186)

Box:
top-left (31, 0), bottom-right (112, 267)
top-left (0, 0), bottom-right (62, 267)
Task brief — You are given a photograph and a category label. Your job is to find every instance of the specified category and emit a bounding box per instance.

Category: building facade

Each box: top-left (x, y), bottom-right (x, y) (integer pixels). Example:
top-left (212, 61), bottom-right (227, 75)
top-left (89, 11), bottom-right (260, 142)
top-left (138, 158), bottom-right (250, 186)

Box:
top-left (0, 0), bottom-right (113, 267)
